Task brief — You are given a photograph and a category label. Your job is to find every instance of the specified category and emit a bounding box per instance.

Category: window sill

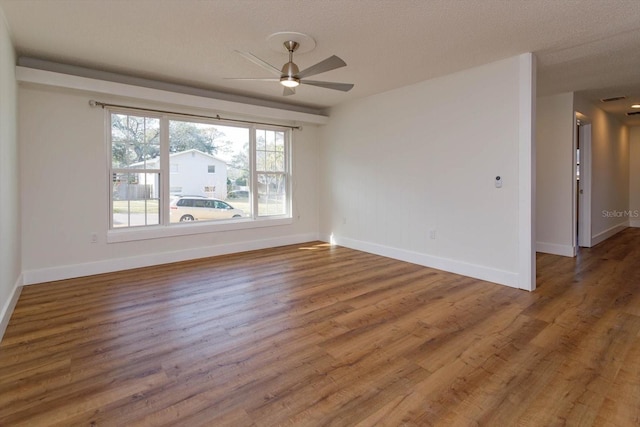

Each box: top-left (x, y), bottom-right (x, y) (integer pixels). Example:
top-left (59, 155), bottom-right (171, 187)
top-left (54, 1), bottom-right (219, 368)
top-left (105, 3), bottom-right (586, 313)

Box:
top-left (107, 216), bottom-right (293, 243)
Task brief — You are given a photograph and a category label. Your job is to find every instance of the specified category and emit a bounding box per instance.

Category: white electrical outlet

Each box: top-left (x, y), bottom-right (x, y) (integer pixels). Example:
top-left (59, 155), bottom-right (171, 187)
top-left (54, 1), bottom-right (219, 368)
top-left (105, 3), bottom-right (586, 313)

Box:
top-left (430, 230), bottom-right (436, 240)
top-left (90, 232), bottom-right (98, 243)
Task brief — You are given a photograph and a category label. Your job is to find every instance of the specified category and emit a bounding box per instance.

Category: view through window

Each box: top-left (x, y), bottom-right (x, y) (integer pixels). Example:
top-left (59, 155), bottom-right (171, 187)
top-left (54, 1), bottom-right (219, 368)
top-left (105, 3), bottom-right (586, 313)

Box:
top-left (110, 111), bottom-right (290, 229)
top-left (111, 114), bottom-right (161, 227)
top-left (256, 128), bottom-right (287, 216)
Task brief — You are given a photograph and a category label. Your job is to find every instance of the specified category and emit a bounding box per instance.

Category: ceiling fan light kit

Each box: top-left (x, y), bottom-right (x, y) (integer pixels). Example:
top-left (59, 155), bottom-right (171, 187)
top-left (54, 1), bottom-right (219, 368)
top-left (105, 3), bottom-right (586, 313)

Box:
top-left (280, 77), bottom-right (300, 88)
top-left (230, 33), bottom-right (354, 96)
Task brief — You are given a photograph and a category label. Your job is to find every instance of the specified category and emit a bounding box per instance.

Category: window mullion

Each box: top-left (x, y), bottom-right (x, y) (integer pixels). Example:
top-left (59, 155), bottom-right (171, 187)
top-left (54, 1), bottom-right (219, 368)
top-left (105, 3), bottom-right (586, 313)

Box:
top-left (286, 129), bottom-right (292, 217)
top-left (159, 116), bottom-right (170, 225)
top-left (250, 125), bottom-right (257, 219)
top-left (107, 109), bottom-right (115, 229)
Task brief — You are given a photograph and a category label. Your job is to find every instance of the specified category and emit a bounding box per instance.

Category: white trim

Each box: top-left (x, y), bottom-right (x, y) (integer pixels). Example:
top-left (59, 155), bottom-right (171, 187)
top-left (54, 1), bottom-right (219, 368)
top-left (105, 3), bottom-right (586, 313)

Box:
top-left (327, 235), bottom-right (520, 289)
top-left (630, 219), bottom-right (640, 228)
top-left (536, 242), bottom-right (576, 257)
top-left (0, 274), bottom-right (23, 343)
top-left (107, 217), bottom-right (294, 243)
top-left (591, 222), bottom-right (628, 247)
top-left (15, 66), bottom-right (329, 126)
top-left (518, 53), bottom-right (536, 291)
top-left (578, 123), bottom-right (592, 247)
top-left (23, 233), bottom-right (319, 285)
top-left (572, 113), bottom-right (578, 248)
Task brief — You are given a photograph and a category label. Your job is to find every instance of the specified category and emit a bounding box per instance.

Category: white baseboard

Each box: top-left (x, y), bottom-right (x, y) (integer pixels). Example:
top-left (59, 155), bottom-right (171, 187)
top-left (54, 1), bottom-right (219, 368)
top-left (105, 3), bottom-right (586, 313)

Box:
top-left (324, 235), bottom-right (521, 290)
top-left (22, 233), bottom-right (319, 285)
top-left (0, 274), bottom-right (23, 343)
top-left (630, 219), bottom-right (640, 228)
top-left (591, 221), bottom-right (628, 247)
top-left (536, 242), bottom-right (576, 257)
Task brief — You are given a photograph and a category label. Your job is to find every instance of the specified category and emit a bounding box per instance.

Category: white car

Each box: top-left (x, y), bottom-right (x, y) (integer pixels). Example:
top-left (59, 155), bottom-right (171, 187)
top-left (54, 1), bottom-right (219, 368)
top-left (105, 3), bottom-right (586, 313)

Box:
top-left (170, 196), bottom-right (244, 222)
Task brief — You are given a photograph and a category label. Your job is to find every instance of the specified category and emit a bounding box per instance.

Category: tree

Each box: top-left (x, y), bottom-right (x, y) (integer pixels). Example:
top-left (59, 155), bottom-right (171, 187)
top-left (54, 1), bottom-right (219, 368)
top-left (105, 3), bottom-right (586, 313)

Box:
top-left (111, 113), bottom-right (232, 168)
top-left (255, 132), bottom-right (286, 199)
top-left (111, 114), bottom-right (160, 167)
top-left (228, 142), bottom-right (250, 187)
top-left (169, 121), bottom-right (227, 155)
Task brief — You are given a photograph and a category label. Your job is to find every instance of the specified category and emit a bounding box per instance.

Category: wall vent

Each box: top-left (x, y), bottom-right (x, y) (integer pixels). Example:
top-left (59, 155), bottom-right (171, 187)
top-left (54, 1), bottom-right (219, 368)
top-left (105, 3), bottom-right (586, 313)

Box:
top-left (600, 96), bottom-right (627, 102)
top-left (626, 111), bottom-right (640, 116)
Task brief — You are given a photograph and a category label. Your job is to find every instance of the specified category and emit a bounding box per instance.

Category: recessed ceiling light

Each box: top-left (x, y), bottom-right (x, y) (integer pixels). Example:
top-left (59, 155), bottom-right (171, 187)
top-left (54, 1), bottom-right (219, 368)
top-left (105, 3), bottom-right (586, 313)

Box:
top-left (631, 104), bottom-right (640, 109)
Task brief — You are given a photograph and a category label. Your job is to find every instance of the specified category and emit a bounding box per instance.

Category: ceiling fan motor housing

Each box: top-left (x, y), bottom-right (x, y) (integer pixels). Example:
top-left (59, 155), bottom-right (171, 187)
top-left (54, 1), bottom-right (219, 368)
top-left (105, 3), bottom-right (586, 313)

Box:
top-left (281, 61), bottom-right (299, 78)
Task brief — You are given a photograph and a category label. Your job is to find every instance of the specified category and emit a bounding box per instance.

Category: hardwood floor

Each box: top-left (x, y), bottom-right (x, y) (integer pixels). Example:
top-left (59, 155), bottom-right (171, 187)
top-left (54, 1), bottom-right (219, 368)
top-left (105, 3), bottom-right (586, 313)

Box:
top-left (1, 229), bottom-right (639, 426)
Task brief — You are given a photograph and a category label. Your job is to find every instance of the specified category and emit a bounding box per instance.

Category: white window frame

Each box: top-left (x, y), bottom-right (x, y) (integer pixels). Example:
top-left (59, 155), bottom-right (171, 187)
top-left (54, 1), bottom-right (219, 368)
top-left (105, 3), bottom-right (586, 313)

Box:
top-left (107, 108), bottom-right (293, 243)
top-left (108, 110), bottom-right (164, 229)
top-left (254, 126), bottom-right (291, 218)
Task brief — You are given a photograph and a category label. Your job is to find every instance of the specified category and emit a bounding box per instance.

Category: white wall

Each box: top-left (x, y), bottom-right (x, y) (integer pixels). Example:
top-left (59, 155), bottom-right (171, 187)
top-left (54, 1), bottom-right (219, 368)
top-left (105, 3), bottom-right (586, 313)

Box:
top-left (574, 95), bottom-right (629, 244)
top-left (0, 10), bottom-right (21, 338)
top-left (630, 126), bottom-right (640, 227)
top-left (19, 84), bottom-right (320, 283)
top-left (535, 93), bottom-right (575, 256)
top-left (319, 54), bottom-right (534, 289)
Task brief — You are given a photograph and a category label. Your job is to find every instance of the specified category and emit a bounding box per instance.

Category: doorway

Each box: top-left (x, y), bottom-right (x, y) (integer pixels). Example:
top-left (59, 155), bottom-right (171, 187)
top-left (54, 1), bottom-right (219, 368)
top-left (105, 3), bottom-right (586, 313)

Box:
top-left (575, 113), bottom-right (592, 249)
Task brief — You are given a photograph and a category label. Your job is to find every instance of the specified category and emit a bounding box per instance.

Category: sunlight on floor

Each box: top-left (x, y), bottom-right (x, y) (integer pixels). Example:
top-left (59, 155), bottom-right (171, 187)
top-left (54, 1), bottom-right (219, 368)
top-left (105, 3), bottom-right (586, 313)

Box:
top-left (298, 241), bottom-right (333, 250)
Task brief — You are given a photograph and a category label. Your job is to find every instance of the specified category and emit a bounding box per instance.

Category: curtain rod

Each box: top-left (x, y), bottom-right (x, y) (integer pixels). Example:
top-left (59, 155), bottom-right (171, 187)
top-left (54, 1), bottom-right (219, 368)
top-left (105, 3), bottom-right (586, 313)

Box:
top-left (88, 100), bottom-right (302, 130)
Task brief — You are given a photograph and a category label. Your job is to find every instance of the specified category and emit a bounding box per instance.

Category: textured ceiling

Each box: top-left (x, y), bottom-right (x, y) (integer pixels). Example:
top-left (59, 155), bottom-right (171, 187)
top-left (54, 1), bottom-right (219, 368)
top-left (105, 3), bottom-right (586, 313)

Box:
top-left (1, 0), bottom-right (640, 124)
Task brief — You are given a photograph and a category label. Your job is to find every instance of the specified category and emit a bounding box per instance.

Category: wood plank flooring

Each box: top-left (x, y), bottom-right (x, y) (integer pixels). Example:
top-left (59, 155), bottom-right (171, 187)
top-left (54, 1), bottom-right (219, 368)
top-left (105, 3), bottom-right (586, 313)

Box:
top-left (1, 229), bottom-right (639, 426)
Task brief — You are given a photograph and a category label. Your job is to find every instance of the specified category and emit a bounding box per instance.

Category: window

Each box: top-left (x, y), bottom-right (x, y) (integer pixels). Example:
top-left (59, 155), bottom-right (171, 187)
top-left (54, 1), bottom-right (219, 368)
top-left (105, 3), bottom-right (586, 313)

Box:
top-left (110, 113), bottom-right (161, 228)
top-left (256, 129), bottom-right (288, 216)
top-left (109, 110), bottom-right (291, 232)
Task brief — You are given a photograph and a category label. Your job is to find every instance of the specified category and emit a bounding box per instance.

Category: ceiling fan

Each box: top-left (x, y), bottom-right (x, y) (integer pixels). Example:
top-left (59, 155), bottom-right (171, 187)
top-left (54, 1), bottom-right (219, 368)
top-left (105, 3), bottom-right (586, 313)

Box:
top-left (231, 40), bottom-right (354, 96)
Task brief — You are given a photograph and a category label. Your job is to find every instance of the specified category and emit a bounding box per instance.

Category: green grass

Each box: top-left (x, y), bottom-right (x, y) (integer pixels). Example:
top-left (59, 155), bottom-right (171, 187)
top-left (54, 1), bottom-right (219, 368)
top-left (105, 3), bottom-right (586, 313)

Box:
top-left (114, 198), bottom-right (285, 216)
top-left (228, 199), bottom-right (286, 216)
top-left (113, 200), bottom-right (159, 214)
top-left (258, 202), bottom-right (286, 216)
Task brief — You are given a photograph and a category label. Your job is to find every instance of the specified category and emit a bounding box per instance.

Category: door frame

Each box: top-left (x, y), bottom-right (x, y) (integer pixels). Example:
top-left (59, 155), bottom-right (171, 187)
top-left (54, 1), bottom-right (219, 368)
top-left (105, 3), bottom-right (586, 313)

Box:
top-left (574, 115), bottom-right (592, 248)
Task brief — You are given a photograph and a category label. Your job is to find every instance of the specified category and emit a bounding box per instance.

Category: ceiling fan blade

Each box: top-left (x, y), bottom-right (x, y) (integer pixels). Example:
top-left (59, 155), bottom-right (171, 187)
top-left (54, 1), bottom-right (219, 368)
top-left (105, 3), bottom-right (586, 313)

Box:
top-left (225, 78), bottom-right (280, 81)
top-left (234, 51), bottom-right (282, 76)
top-left (300, 80), bottom-right (354, 92)
top-left (297, 55), bottom-right (347, 79)
top-left (283, 87), bottom-right (296, 96)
